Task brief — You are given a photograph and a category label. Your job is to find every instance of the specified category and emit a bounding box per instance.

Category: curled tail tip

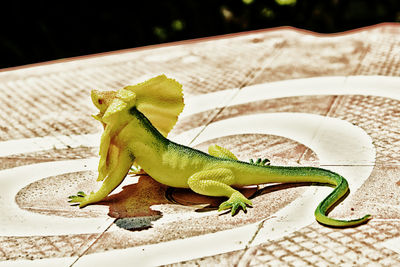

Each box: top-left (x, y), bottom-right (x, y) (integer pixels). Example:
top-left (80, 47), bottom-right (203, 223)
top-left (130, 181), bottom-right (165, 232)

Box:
top-left (363, 214), bottom-right (372, 221)
top-left (315, 213), bottom-right (372, 228)
top-left (355, 214), bottom-right (372, 226)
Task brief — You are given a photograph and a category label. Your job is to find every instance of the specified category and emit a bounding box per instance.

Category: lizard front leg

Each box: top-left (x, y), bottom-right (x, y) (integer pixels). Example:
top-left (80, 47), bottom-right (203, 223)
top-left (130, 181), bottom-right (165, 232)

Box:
top-left (69, 144), bottom-right (133, 207)
top-left (187, 168), bottom-right (252, 215)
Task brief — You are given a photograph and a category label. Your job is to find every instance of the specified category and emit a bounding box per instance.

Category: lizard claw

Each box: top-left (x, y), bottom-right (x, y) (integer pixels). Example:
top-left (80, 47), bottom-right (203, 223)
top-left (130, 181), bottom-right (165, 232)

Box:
top-left (77, 191), bottom-right (87, 197)
top-left (249, 158), bottom-right (270, 166)
top-left (218, 192), bottom-right (253, 216)
top-left (68, 191), bottom-right (90, 207)
top-left (129, 165), bottom-right (146, 175)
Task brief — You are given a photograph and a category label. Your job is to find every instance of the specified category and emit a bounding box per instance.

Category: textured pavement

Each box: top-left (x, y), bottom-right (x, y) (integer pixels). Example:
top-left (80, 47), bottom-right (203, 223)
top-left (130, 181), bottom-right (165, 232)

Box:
top-left (0, 24), bottom-right (399, 266)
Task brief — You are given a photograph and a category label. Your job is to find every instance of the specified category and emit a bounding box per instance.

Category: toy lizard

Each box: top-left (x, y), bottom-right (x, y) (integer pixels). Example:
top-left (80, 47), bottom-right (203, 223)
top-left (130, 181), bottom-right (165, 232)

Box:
top-left (69, 75), bottom-right (371, 227)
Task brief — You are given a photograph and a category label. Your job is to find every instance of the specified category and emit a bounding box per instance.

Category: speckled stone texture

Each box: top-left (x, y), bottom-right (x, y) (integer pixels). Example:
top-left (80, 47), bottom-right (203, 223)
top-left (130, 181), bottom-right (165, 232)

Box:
top-left (1, 24), bottom-right (400, 266)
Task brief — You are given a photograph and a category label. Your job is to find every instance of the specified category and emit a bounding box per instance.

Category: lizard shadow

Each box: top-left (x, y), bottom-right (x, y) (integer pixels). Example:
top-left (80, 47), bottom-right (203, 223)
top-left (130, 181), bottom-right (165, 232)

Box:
top-left (95, 175), bottom-right (260, 230)
top-left (96, 175), bottom-right (169, 231)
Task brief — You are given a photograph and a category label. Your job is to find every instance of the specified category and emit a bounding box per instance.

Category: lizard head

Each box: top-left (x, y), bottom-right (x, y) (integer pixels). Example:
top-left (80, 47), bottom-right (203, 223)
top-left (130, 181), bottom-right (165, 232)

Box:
top-left (91, 90), bottom-right (116, 114)
top-left (91, 89), bottom-right (137, 127)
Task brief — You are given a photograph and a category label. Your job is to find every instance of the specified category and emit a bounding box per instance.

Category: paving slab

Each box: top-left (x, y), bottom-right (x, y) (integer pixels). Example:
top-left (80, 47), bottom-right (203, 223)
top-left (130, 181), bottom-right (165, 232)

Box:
top-left (0, 24), bottom-right (399, 266)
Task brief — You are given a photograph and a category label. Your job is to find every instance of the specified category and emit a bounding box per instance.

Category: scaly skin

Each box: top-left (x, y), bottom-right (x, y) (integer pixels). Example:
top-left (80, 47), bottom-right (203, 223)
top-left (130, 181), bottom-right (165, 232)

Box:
top-left (69, 75), bottom-right (371, 227)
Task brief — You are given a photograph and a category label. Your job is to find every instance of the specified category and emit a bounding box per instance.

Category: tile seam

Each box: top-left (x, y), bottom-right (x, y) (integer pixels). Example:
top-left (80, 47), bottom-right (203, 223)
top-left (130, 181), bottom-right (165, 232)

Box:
top-left (69, 219), bottom-right (116, 267)
top-left (187, 47), bottom-right (283, 146)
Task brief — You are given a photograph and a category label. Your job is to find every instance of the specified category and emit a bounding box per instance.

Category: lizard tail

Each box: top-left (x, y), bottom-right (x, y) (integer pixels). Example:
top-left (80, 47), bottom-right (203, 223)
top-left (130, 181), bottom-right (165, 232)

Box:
top-left (313, 172), bottom-right (371, 227)
top-left (241, 165), bottom-right (371, 227)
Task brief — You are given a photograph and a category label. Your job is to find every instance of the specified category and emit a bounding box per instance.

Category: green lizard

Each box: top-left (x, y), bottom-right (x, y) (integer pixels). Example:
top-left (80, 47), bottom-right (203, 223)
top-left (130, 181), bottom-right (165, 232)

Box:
top-left (69, 75), bottom-right (371, 227)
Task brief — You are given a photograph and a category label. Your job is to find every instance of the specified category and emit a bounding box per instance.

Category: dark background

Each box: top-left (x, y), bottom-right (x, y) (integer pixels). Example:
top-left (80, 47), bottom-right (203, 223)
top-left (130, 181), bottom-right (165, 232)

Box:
top-left (1, 0), bottom-right (399, 69)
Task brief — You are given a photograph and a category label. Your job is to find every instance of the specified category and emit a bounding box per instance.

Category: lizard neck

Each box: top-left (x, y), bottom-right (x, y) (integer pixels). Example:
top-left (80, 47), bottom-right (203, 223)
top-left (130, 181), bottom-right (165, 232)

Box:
top-left (121, 107), bottom-right (170, 165)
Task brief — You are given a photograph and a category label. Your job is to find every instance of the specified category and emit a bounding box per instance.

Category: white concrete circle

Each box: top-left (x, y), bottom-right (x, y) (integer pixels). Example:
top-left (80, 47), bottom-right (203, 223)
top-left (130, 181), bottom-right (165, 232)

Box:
top-left (1, 75), bottom-right (399, 266)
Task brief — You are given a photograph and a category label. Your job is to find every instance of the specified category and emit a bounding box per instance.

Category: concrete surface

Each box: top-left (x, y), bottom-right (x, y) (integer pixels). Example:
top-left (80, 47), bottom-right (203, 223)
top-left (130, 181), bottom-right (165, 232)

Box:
top-left (0, 24), bottom-right (399, 266)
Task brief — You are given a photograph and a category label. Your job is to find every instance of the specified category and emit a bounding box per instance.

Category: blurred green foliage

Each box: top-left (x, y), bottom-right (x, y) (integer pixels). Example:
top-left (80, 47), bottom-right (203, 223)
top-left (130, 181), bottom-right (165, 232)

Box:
top-left (0, 0), bottom-right (399, 68)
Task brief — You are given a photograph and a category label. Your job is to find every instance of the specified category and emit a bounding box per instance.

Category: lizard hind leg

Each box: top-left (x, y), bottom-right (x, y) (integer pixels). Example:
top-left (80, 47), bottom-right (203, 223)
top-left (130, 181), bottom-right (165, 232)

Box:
top-left (187, 168), bottom-right (252, 215)
top-left (208, 144), bottom-right (270, 166)
top-left (208, 144), bottom-right (238, 160)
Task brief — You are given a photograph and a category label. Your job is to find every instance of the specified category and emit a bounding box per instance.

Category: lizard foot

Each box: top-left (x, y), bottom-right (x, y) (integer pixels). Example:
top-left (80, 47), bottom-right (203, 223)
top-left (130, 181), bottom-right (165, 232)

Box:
top-left (249, 158), bottom-right (270, 166)
top-left (68, 191), bottom-right (91, 208)
top-left (129, 165), bottom-right (146, 175)
top-left (218, 192), bottom-right (253, 216)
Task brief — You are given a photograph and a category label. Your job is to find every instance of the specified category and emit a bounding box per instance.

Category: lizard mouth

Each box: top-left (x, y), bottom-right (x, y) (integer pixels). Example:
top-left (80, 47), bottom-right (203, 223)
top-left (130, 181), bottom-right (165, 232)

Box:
top-left (92, 112), bottom-right (104, 121)
top-left (92, 113), bottom-right (106, 128)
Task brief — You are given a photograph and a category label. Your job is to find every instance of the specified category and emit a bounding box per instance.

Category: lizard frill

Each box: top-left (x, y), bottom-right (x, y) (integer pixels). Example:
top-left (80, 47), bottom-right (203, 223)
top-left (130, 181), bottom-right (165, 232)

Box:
top-left (91, 75), bottom-right (185, 181)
